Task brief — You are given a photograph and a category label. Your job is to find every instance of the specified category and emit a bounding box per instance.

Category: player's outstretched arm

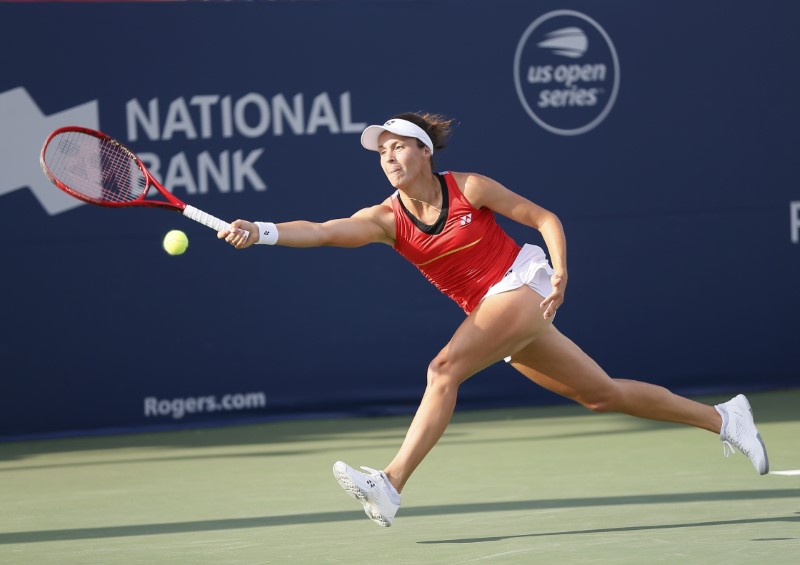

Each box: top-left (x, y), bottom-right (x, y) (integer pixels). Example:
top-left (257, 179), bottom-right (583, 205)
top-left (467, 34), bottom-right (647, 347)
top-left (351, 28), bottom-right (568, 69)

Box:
top-left (218, 204), bottom-right (395, 249)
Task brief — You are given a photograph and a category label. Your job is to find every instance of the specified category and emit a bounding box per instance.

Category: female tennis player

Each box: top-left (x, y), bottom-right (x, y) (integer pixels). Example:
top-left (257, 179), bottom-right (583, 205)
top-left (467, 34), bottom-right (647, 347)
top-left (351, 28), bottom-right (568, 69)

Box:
top-left (218, 112), bottom-right (769, 527)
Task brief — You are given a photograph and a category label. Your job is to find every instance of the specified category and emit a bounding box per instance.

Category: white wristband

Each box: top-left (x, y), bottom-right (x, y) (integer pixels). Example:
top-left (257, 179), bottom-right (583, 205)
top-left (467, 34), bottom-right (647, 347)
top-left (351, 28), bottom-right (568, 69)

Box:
top-left (254, 222), bottom-right (279, 245)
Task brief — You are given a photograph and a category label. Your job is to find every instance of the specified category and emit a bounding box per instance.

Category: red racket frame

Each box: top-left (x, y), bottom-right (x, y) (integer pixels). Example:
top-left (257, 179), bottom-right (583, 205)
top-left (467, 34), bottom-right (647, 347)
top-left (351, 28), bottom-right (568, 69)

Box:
top-left (40, 126), bottom-right (186, 212)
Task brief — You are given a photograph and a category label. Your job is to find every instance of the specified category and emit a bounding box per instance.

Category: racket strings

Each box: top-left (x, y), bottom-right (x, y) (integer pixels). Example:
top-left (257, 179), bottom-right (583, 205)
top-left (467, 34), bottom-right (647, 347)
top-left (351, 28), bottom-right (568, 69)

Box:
top-left (44, 131), bottom-right (148, 204)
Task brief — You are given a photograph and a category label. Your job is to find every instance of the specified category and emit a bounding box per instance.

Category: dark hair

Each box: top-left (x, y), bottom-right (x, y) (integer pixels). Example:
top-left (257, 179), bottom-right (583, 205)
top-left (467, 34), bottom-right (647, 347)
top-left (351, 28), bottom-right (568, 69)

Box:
top-left (391, 112), bottom-right (456, 169)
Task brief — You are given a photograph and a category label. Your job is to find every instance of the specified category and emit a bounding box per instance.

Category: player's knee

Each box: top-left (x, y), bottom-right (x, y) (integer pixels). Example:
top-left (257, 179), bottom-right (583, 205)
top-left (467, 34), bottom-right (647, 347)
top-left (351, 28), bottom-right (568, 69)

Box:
top-left (578, 388), bottom-right (620, 413)
top-left (426, 356), bottom-right (461, 394)
top-left (583, 399), bottom-right (613, 413)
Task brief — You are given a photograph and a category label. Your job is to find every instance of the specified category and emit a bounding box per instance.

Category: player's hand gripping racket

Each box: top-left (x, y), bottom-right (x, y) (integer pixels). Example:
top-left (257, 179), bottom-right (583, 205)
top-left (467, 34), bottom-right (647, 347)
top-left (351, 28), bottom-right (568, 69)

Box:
top-left (40, 126), bottom-right (246, 240)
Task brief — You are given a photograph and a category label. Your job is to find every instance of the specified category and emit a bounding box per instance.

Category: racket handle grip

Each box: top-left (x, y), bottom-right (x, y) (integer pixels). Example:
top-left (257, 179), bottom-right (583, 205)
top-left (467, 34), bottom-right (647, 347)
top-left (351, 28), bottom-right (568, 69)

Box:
top-left (183, 205), bottom-right (231, 231)
top-left (183, 205), bottom-right (248, 241)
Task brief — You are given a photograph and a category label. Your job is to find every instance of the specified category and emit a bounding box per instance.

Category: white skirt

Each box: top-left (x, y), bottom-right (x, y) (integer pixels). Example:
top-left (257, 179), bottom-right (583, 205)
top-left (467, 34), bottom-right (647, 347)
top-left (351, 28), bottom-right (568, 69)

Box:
top-left (481, 243), bottom-right (554, 303)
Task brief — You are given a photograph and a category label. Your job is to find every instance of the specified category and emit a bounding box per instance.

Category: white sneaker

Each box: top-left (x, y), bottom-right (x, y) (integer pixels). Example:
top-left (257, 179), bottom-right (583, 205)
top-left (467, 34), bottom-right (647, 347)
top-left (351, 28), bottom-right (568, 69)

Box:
top-left (715, 394), bottom-right (769, 475)
top-left (332, 461), bottom-right (401, 527)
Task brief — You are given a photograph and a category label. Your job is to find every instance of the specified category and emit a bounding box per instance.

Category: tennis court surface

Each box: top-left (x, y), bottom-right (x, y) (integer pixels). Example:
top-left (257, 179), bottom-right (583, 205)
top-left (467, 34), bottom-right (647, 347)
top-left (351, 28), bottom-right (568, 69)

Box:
top-left (1, 390), bottom-right (798, 564)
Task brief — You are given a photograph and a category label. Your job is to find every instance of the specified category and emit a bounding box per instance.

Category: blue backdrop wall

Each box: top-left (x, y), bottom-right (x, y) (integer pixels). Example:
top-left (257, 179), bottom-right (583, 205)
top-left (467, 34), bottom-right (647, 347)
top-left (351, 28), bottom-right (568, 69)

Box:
top-left (1, 0), bottom-right (798, 439)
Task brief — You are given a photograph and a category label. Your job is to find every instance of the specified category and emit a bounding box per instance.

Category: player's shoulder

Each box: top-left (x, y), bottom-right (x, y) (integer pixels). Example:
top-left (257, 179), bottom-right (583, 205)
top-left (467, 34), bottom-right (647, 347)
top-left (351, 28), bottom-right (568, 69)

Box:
top-left (353, 200), bottom-right (395, 229)
top-left (362, 200), bottom-right (397, 243)
top-left (353, 200), bottom-right (392, 217)
top-left (449, 171), bottom-right (501, 205)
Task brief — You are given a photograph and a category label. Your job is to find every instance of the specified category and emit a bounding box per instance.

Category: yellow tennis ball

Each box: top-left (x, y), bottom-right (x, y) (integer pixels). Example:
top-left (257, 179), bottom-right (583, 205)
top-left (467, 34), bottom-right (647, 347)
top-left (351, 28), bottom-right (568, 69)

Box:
top-left (163, 230), bottom-right (189, 256)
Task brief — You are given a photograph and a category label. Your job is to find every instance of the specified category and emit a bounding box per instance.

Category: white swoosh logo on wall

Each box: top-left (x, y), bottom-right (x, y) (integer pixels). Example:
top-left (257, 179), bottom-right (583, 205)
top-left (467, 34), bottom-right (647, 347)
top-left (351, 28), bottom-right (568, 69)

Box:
top-left (537, 27), bottom-right (588, 58)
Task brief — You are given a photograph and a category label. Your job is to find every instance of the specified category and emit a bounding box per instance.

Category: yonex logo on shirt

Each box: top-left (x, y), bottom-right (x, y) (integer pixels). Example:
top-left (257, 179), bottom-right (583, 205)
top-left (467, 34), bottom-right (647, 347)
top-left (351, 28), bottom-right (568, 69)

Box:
top-left (460, 214), bottom-right (472, 226)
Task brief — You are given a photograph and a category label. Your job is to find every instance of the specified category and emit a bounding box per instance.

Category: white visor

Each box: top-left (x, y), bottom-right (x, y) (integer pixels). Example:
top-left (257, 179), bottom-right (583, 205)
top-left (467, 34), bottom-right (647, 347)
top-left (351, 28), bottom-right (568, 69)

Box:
top-left (360, 118), bottom-right (434, 155)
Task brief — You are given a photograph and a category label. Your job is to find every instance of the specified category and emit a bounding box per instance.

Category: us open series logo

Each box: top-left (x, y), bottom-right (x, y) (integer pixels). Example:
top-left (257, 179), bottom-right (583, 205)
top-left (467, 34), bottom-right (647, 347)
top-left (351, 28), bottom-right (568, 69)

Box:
top-left (514, 10), bottom-right (620, 136)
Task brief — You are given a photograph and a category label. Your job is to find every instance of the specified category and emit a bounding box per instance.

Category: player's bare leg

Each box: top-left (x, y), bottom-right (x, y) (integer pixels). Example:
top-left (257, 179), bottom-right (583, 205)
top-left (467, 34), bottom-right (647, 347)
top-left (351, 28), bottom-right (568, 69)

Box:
top-left (508, 325), bottom-right (721, 430)
top-left (510, 326), bottom-right (767, 473)
top-left (383, 287), bottom-right (552, 492)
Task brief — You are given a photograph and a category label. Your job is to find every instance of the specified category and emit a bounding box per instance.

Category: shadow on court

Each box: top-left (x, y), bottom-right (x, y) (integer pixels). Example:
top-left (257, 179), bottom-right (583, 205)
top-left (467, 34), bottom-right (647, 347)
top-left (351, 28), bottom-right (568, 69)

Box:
top-left (2, 489), bottom-right (798, 545)
top-left (417, 513), bottom-right (800, 544)
top-left (0, 424), bottom-right (691, 473)
top-left (2, 389), bottom-right (797, 465)
top-left (0, 404), bottom-right (660, 463)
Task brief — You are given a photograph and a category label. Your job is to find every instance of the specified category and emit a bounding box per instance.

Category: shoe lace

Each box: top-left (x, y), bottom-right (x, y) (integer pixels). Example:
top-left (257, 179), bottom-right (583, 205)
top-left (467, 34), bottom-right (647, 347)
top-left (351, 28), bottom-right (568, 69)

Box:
top-left (360, 466), bottom-right (401, 503)
top-left (722, 440), bottom-right (736, 458)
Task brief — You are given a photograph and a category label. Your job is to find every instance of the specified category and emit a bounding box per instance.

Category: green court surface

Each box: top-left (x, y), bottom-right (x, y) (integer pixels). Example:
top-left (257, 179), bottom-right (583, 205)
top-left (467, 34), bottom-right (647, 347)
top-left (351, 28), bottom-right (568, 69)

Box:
top-left (1, 390), bottom-right (798, 564)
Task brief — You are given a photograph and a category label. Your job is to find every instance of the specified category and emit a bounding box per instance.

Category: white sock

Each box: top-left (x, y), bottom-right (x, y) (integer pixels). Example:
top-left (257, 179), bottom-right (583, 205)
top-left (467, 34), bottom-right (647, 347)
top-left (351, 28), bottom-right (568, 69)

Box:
top-left (714, 404), bottom-right (729, 439)
top-left (380, 471), bottom-right (401, 502)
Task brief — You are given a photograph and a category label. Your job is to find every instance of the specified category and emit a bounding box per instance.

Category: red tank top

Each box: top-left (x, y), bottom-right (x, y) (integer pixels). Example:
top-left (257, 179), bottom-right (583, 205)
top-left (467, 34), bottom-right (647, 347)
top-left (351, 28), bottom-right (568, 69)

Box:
top-left (391, 172), bottom-right (521, 314)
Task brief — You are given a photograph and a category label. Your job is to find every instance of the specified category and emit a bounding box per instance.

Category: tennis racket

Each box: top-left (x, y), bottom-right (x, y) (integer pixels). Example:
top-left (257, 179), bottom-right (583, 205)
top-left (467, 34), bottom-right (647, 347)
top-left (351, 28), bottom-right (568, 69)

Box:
top-left (40, 126), bottom-right (246, 239)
